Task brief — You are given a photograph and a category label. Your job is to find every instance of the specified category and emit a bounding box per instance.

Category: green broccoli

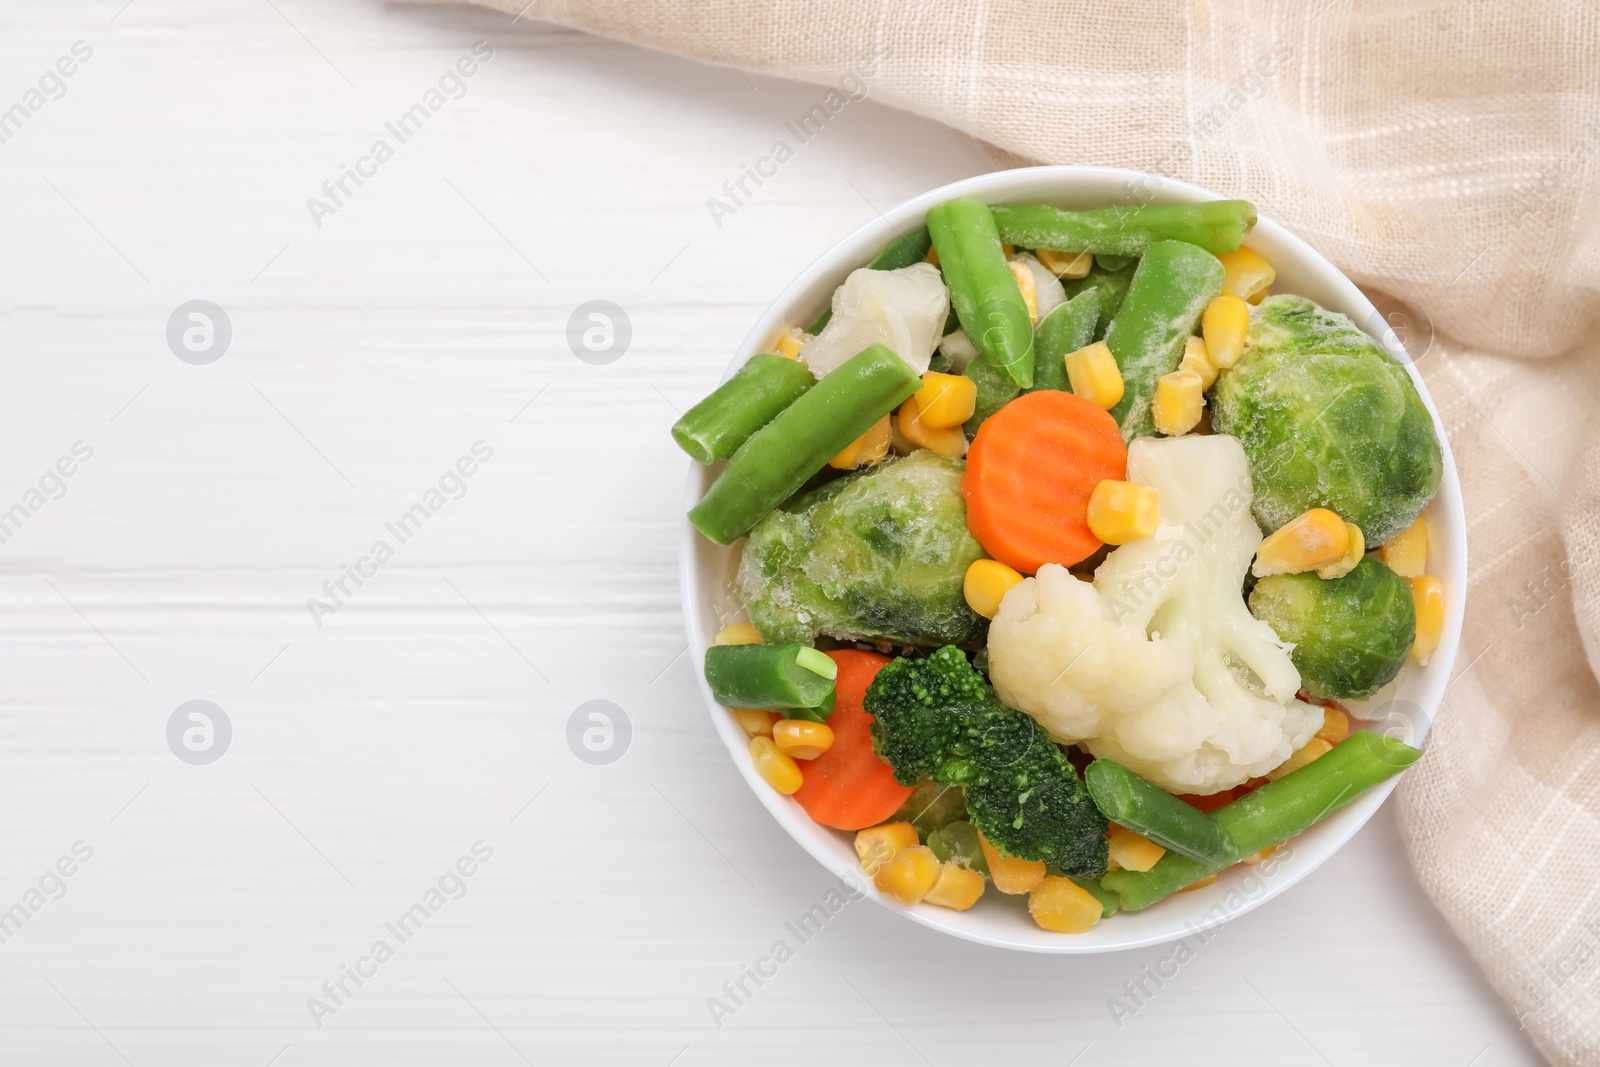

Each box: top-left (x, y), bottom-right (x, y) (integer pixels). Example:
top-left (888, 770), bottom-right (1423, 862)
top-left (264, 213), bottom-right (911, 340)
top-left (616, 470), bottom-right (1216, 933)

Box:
top-left (864, 646), bottom-right (1108, 875)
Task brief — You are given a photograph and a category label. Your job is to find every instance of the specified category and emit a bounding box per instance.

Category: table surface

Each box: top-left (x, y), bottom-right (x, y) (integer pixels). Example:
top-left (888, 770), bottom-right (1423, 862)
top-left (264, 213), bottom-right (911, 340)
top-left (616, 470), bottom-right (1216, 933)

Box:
top-left (0, 1), bottom-right (1542, 1064)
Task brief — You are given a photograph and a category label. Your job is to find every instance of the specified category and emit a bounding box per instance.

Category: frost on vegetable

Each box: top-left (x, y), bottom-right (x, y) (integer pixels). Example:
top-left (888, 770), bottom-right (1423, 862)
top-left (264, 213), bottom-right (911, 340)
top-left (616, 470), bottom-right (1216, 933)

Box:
top-left (800, 262), bottom-right (950, 378)
top-left (1012, 252), bottom-right (1066, 321)
top-left (987, 435), bottom-right (1321, 795)
top-left (1250, 556), bottom-right (1416, 700)
top-left (736, 451), bottom-right (987, 647)
top-left (1210, 295), bottom-right (1443, 544)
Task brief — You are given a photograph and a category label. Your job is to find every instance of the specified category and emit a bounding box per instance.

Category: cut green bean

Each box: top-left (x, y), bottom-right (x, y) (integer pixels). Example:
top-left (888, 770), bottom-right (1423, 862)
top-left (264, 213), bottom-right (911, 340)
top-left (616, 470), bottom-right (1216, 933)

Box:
top-left (926, 199), bottom-right (1034, 389)
top-left (1067, 874), bottom-right (1120, 919)
top-left (689, 343), bottom-right (921, 544)
top-left (1064, 258), bottom-right (1138, 340)
top-left (961, 348), bottom-right (1019, 436)
top-left (671, 354), bottom-right (817, 464)
top-left (785, 687), bottom-right (835, 723)
top-left (1093, 253), bottom-right (1136, 271)
top-left (809, 227), bottom-right (934, 333)
top-left (703, 643), bottom-right (837, 712)
top-left (1029, 289), bottom-right (1101, 393)
top-left (1104, 240), bottom-right (1225, 440)
top-left (1085, 759), bottom-right (1235, 866)
top-left (1101, 731), bottom-right (1423, 911)
top-left (990, 200), bottom-right (1256, 257)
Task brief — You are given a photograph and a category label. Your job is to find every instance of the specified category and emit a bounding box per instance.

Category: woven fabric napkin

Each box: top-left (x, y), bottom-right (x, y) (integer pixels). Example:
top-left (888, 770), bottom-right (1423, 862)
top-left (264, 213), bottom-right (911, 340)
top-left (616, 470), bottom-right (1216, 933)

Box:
top-left (452, 1), bottom-right (1600, 1058)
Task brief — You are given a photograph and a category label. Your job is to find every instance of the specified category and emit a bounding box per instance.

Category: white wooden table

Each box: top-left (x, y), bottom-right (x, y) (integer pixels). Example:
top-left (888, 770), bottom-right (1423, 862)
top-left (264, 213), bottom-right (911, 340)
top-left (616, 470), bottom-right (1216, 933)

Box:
top-left (0, 1), bottom-right (1543, 1063)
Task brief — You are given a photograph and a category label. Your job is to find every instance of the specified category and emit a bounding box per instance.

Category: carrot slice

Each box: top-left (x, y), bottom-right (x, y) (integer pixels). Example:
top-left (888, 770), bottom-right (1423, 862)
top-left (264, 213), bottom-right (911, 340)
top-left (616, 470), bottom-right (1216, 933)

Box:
top-left (961, 390), bottom-right (1127, 573)
top-left (792, 650), bottom-right (914, 831)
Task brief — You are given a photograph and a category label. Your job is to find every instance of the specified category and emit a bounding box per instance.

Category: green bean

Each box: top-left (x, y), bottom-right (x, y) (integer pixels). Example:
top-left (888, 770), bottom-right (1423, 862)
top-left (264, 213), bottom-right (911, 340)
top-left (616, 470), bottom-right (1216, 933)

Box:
top-left (1093, 253), bottom-right (1136, 271)
top-left (703, 643), bottom-right (837, 711)
top-left (671, 354), bottom-right (816, 464)
top-left (808, 227), bottom-right (934, 333)
top-left (961, 347), bottom-right (1019, 436)
top-left (927, 820), bottom-right (989, 875)
top-left (1085, 759), bottom-right (1234, 866)
top-left (1104, 240), bottom-right (1225, 440)
top-left (990, 200), bottom-right (1256, 257)
top-left (926, 199), bottom-right (1034, 389)
top-left (1101, 731), bottom-right (1422, 911)
top-left (688, 343), bottom-right (921, 545)
top-left (1029, 289), bottom-right (1101, 393)
top-left (1067, 874), bottom-right (1120, 919)
top-left (1064, 259), bottom-right (1138, 340)
top-left (784, 688), bottom-right (835, 724)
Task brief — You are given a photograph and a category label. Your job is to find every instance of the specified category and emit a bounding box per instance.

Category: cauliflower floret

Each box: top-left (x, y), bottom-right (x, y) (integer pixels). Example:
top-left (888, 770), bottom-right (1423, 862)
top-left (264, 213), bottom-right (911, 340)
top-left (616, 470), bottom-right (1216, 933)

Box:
top-left (987, 434), bottom-right (1320, 794)
top-left (801, 262), bottom-right (948, 378)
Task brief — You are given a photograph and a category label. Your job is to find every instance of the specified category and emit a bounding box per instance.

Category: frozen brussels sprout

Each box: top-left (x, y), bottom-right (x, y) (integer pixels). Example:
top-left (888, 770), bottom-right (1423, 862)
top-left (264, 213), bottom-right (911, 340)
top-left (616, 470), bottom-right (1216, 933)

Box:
top-left (1210, 295), bottom-right (1442, 544)
top-left (1248, 556), bottom-right (1416, 700)
top-left (736, 451), bottom-right (987, 647)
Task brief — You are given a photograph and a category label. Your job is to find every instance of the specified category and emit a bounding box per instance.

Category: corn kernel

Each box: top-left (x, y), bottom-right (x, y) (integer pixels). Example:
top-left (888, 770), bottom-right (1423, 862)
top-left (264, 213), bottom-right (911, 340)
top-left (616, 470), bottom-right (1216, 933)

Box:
top-left (1252, 508), bottom-right (1350, 577)
top-left (963, 558), bottom-right (1025, 620)
top-left (1036, 248), bottom-right (1092, 279)
top-left (1001, 242), bottom-right (1016, 258)
top-left (1202, 294), bottom-right (1250, 370)
top-left (1179, 336), bottom-right (1218, 390)
top-left (913, 372), bottom-right (978, 429)
top-left (875, 844), bottom-right (941, 905)
top-left (714, 623), bottom-right (763, 645)
top-left (1380, 516), bottom-right (1429, 578)
top-left (979, 832), bottom-right (1046, 894)
top-left (897, 396), bottom-right (967, 458)
top-left (830, 415), bottom-right (892, 469)
top-left (1064, 341), bottom-right (1126, 409)
top-left (749, 736), bottom-right (803, 795)
top-left (855, 822), bottom-right (918, 875)
top-left (1177, 873), bottom-right (1219, 892)
top-left (1247, 287), bottom-right (1271, 305)
top-left (1028, 876), bottom-right (1102, 933)
top-left (1410, 574), bottom-right (1445, 666)
top-left (773, 718), bottom-right (834, 760)
top-left (732, 708), bottom-right (777, 737)
top-left (1267, 737), bottom-right (1334, 781)
top-left (1315, 521), bottom-right (1365, 579)
top-left (1087, 479), bottom-right (1161, 545)
top-left (925, 245), bottom-right (939, 267)
top-left (1241, 845), bottom-right (1276, 866)
top-left (1106, 824), bottom-right (1166, 872)
top-left (1218, 247), bottom-right (1276, 301)
top-left (924, 862), bottom-right (986, 910)
top-left (1009, 260), bottom-right (1039, 325)
top-left (1153, 369), bottom-right (1205, 436)
top-left (775, 326), bottom-right (810, 360)
top-left (1315, 706), bottom-right (1350, 745)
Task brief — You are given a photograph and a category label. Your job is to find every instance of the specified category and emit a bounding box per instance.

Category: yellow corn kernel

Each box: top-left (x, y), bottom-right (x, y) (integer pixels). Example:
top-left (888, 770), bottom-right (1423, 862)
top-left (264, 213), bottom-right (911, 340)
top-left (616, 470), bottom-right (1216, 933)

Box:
top-left (897, 396), bottom-right (967, 458)
top-left (1063, 341), bottom-right (1126, 410)
top-left (1001, 242), bottom-right (1016, 258)
top-left (1036, 248), bottom-right (1092, 279)
top-left (925, 245), bottom-right (939, 267)
top-left (1252, 507), bottom-right (1350, 577)
top-left (732, 708), bottom-right (777, 737)
top-left (1241, 845), bottom-right (1276, 866)
top-left (1410, 574), bottom-right (1445, 666)
top-left (1380, 516), bottom-right (1429, 578)
top-left (1267, 737), bottom-right (1334, 781)
top-left (1153, 369), bottom-right (1205, 436)
top-left (775, 326), bottom-right (809, 360)
top-left (979, 832), bottom-right (1046, 894)
top-left (1218, 247), bottom-right (1276, 301)
top-left (1087, 479), bottom-right (1161, 545)
top-left (1315, 521), bottom-right (1365, 579)
top-left (1247, 287), bottom-right (1271, 305)
top-left (855, 822), bottom-right (919, 876)
top-left (772, 718), bottom-right (834, 761)
top-left (913, 372), bottom-right (978, 429)
top-left (1177, 873), bottom-right (1219, 892)
top-left (874, 844), bottom-right (941, 905)
top-left (1106, 824), bottom-right (1166, 872)
top-left (1315, 705), bottom-right (1350, 745)
top-left (1201, 294), bottom-right (1250, 370)
top-left (923, 863), bottom-right (986, 910)
top-left (1180, 335), bottom-right (1219, 390)
top-left (829, 414), bottom-right (892, 469)
top-left (714, 623), bottom-right (763, 645)
top-left (749, 735), bottom-right (803, 795)
top-left (1009, 260), bottom-right (1039, 325)
top-left (1028, 876), bottom-right (1102, 933)
top-left (963, 558), bottom-right (1025, 620)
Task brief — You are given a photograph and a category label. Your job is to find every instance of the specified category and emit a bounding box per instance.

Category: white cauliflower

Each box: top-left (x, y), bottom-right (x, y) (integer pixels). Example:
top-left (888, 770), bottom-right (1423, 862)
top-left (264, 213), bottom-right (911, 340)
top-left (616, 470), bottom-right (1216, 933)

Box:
top-left (1012, 251), bottom-right (1066, 321)
top-left (801, 262), bottom-right (948, 378)
top-left (987, 434), bottom-right (1321, 794)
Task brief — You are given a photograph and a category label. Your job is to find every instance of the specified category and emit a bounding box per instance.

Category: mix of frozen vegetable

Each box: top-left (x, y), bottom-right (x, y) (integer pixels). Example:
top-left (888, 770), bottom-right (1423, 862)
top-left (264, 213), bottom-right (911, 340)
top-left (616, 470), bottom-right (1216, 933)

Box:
top-left (677, 195), bottom-right (1445, 934)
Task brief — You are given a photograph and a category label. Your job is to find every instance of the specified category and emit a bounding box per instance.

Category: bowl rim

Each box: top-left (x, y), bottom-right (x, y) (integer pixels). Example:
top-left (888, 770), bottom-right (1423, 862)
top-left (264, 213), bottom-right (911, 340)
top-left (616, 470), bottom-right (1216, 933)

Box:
top-left (677, 165), bottom-right (1467, 953)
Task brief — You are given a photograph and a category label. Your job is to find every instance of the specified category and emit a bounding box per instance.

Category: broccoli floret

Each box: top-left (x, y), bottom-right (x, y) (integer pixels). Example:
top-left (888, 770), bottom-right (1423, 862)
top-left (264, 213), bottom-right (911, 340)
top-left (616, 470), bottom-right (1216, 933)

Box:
top-left (864, 646), bottom-right (1108, 875)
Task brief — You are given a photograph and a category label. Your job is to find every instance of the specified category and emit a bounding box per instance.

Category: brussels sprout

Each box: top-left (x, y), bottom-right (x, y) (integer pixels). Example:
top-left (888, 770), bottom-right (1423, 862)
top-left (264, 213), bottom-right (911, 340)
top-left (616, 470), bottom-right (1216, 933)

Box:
top-left (1248, 557), bottom-right (1416, 700)
top-left (1211, 295), bottom-right (1442, 544)
top-left (737, 451), bottom-right (987, 647)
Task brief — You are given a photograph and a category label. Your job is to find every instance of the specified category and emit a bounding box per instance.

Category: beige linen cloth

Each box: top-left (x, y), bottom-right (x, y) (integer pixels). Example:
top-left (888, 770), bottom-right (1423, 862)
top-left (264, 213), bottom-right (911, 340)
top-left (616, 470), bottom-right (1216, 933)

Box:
top-left (455, 0), bottom-right (1600, 1058)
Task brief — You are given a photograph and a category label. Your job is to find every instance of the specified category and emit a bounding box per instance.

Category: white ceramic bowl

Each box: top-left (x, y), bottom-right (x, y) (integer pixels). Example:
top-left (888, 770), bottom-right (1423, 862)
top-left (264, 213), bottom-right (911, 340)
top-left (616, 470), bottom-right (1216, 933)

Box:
top-left (679, 166), bottom-right (1466, 953)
